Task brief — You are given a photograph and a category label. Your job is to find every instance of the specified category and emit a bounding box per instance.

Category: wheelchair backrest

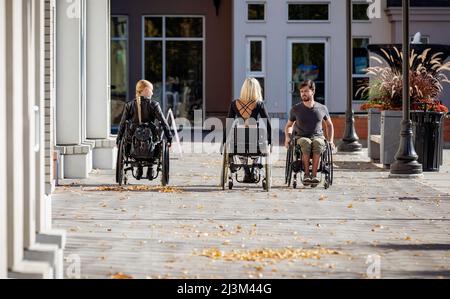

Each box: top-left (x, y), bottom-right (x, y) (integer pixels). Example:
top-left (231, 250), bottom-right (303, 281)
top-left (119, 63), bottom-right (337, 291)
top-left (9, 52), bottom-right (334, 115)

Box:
top-left (226, 118), bottom-right (269, 155)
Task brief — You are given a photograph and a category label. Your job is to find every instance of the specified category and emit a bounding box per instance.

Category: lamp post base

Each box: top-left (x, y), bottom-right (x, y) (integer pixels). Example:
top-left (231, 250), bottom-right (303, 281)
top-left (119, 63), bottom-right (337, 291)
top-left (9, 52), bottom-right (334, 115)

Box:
top-left (390, 160), bottom-right (423, 177)
top-left (338, 141), bottom-right (363, 153)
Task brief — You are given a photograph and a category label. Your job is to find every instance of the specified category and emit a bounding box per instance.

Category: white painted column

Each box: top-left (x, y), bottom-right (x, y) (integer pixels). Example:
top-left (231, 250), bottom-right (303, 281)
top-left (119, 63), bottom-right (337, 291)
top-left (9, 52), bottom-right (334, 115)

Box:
top-left (0, 0), bottom-right (7, 279)
top-left (6, 0), bottom-right (52, 278)
top-left (25, 0), bottom-right (65, 279)
top-left (56, 0), bottom-right (91, 178)
top-left (86, 0), bottom-right (117, 170)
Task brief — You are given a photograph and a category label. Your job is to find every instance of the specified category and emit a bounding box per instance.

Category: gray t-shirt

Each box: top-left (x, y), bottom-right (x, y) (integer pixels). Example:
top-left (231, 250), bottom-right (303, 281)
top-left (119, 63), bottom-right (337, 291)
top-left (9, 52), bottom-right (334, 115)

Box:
top-left (289, 102), bottom-right (330, 138)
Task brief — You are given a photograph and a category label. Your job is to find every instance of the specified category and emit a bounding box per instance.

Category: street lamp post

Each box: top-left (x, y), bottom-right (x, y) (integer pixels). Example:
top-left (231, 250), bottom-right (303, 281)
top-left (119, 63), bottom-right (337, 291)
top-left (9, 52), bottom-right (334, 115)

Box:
top-left (339, 0), bottom-right (363, 153)
top-left (389, 0), bottom-right (423, 177)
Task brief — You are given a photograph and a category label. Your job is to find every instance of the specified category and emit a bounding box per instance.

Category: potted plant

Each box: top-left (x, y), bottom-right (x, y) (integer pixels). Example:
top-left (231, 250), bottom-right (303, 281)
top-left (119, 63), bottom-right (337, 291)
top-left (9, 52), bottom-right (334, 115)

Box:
top-left (357, 47), bottom-right (450, 171)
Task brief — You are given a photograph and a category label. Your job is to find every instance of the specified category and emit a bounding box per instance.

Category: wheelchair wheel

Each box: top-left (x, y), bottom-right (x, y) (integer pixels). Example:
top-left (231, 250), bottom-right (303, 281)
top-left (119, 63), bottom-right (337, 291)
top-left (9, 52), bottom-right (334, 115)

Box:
top-left (322, 143), bottom-right (333, 189)
top-left (116, 140), bottom-right (125, 186)
top-left (263, 152), bottom-right (271, 192)
top-left (285, 144), bottom-right (293, 185)
top-left (161, 141), bottom-right (170, 186)
top-left (220, 147), bottom-right (229, 190)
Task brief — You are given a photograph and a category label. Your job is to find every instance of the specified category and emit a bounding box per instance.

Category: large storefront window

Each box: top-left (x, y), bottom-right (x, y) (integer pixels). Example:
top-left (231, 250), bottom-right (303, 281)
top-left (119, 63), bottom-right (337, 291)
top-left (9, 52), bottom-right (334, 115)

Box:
top-left (144, 16), bottom-right (204, 121)
top-left (111, 16), bottom-right (128, 134)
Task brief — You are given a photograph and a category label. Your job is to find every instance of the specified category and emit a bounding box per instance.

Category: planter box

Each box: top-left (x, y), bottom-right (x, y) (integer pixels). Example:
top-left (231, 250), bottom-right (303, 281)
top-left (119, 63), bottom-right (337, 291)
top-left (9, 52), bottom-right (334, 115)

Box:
top-left (368, 109), bottom-right (381, 161)
top-left (411, 111), bottom-right (446, 172)
top-left (380, 111), bottom-right (402, 167)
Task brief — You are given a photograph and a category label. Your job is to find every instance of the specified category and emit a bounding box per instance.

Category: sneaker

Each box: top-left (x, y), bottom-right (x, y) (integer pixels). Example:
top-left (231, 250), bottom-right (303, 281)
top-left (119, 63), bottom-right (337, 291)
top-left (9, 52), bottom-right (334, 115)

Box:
top-left (302, 176), bottom-right (312, 186)
top-left (311, 176), bottom-right (320, 185)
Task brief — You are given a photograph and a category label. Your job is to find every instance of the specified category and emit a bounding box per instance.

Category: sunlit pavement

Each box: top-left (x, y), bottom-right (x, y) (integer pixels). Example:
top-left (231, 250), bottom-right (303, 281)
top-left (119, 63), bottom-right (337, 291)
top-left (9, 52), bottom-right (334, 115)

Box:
top-left (53, 145), bottom-right (450, 279)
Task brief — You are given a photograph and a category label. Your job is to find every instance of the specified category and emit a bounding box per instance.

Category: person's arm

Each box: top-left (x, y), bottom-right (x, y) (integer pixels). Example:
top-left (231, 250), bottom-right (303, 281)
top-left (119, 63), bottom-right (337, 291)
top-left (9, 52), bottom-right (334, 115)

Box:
top-left (284, 109), bottom-right (296, 148)
top-left (152, 102), bottom-right (173, 146)
top-left (116, 102), bottom-right (130, 145)
top-left (325, 117), bottom-right (335, 148)
top-left (258, 102), bottom-right (272, 145)
top-left (323, 107), bottom-right (335, 148)
top-left (284, 120), bottom-right (295, 148)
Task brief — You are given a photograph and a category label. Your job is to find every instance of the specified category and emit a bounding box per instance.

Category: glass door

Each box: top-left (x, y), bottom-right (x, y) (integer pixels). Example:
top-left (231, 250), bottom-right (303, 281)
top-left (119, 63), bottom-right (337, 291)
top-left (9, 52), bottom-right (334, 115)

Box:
top-left (288, 38), bottom-right (328, 110)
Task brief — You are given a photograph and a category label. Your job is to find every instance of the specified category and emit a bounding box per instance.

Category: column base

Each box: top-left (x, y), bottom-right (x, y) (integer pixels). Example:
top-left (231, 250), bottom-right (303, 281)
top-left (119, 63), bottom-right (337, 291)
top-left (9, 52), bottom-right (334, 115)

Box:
top-left (91, 139), bottom-right (117, 170)
top-left (24, 243), bottom-right (63, 279)
top-left (57, 145), bottom-right (92, 179)
top-left (8, 260), bottom-right (53, 279)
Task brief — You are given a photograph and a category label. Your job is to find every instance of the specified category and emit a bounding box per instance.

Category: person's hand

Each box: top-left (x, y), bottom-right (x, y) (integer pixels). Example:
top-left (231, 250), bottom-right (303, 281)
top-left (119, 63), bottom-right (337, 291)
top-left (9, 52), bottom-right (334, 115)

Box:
top-left (167, 138), bottom-right (173, 148)
top-left (330, 142), bottom-right (336, 151)
top-left (284, 136), bottom-right (291, 149)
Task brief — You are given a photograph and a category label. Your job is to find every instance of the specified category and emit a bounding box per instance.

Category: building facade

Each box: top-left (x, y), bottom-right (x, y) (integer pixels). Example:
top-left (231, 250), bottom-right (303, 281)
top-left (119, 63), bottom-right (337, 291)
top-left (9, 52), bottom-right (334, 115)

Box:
top-left (109, 0), bottom-right (450, 129)
top-left (110, 0), bottom-right (233, 132)
top-left (233, 0), bottom-right (450, 125)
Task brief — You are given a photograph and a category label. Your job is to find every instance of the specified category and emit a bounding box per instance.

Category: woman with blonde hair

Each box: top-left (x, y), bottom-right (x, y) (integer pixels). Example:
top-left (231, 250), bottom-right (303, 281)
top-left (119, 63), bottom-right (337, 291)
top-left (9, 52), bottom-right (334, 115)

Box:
top-left (116, 80), bottom-right (172, 179)
top-left (225, 78), bottom-right (272, 183)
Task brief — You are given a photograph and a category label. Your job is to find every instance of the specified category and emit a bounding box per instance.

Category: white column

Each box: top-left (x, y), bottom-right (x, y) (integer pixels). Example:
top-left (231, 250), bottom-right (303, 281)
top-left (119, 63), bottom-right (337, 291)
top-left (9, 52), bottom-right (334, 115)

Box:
top-left (56, 0), bottom-right (91, 178)
top-left (86, 0), bottom-right (117, 170)
top-left (6, 0), bottom-right (52, 278)
top-left (0, 0), bottom-right (8, 279)
top-left (24, 0), bottom-right (65, 279)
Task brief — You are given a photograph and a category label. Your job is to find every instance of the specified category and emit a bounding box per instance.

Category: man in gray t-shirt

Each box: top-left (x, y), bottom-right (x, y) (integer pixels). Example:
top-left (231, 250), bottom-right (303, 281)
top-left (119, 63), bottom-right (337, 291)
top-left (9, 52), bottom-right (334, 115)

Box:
top-left (284, 80), bottom-right (335, 186)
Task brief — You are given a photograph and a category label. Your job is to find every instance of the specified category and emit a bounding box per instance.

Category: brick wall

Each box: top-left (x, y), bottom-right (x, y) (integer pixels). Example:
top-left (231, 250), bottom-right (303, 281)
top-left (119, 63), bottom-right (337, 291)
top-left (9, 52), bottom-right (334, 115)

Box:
top-left (44, 0), bottom-right (55, 193)
top-left (330, 115), bottom-right (369, 140)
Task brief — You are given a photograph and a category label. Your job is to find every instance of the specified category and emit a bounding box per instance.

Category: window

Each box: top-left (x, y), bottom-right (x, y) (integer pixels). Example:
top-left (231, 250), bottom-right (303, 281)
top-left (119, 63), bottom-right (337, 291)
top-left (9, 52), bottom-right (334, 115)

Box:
top-left (247, 2), bottom-right (265, 21)
top-left (143, 16), bottom-right (204, 121)
top-left (353, 2), bottom-right (370, 21)
top-left (111, 16), bottom-right (129, 134)
top-left (353, 38), bottom-right (370, 102)
top-left (288, 3), bottom-right (329, 21)
top-left (246, 37), bottom-right (266, 99)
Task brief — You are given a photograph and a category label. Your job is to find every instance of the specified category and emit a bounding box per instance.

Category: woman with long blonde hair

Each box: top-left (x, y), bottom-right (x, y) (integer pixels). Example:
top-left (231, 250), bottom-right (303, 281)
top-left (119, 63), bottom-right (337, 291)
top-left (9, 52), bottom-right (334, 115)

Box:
top-left (116, 80), bottom-right (173, 179)
top-left (225, 78), bottom-right (272, 183)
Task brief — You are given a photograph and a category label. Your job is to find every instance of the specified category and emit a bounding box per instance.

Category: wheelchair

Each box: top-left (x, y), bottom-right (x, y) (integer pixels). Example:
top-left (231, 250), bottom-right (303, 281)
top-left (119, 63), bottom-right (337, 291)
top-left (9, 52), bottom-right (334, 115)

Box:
top-left (285, 135), bottom-right (334, 189)
top-left (116, 120), bottom-right (170, 186)
top-left (220, 120), bottom-right (272, 192)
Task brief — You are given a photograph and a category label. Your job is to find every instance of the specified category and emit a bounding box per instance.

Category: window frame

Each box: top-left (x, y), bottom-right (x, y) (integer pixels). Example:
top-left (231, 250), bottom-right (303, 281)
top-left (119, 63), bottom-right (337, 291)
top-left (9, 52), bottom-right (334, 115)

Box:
top-left (109, 14), bottom-right (130, 131)
top-left (352, 1), bottom-right (371, 23)
top-left (286, 1), bottom-right (331, 23)
top-left (246, 1), bottom-right (267, 23)
top-left (246, 37), bottom-right (266, 100)
top-left (352, 36), bottom-right (371, 103)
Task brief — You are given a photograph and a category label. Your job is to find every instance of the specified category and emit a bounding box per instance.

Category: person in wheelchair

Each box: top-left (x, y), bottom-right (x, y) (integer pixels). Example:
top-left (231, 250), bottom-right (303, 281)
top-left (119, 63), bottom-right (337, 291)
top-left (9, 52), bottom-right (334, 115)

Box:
top-left (224, 78), bottom-right (272, 183)
top-left (116, 80), bottom-right (172, 180)
top-left (284, 80), bottom-right (335, 186)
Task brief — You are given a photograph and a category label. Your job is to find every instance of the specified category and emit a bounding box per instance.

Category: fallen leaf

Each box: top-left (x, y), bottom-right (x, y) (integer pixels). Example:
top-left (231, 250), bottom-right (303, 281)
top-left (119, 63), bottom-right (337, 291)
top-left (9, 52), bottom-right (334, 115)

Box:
top-left (111, 272), bottom-right (133, 279)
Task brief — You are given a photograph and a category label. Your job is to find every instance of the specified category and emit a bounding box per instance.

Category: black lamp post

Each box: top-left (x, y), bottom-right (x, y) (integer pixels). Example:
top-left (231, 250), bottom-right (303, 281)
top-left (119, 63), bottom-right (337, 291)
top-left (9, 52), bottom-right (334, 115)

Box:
top-left (389, 0), bottom-right (423, 177)
top-left (339, 0), bottom-right (363, 153)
